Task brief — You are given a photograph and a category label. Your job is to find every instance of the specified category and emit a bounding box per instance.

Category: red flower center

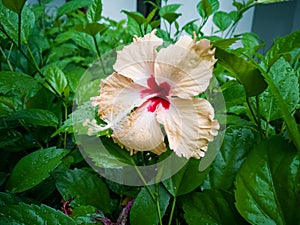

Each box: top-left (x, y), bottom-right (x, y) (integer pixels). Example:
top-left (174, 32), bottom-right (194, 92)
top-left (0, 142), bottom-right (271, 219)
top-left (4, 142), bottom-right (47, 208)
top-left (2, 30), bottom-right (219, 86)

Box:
top-left (140, 75), bottom-right (171, 112)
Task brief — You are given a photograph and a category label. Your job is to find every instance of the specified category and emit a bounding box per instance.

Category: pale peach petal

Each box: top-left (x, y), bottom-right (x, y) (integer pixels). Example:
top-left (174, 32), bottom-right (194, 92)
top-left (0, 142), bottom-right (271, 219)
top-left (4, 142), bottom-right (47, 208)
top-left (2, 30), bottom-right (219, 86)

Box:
top-left (113, 30), bottom-right (163, 87)
top-left (112, 102), bottom-right (166, 155)
top-left (155, 36), bottom-right (216, 98)
top-left (91, 72), bottom-right (146, 125)
top-left (156, 97), bottom-right (219, 159)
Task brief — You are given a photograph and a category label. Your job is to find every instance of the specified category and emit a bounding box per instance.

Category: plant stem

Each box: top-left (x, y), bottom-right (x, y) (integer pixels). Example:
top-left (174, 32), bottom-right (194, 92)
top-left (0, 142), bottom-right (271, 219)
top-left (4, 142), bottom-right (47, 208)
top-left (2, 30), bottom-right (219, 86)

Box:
top-left (255, 95), bottom-right (264, 138)
top-left (198, 18), bottom-right (208, 37)
top-left (18, 14), bottom-right (21, 48)
top-left (0, 45), bottom-right (14, 71)
top-left (156, 196), bottom-right (163, 225)
top-left (133, 164), bottom-right (163, 225)
top-left (133, 165), bottom-right (156, 200)
top-left (246, 97), bottom-right (259, 126)
top-left (168, 196), bottom-right (176, 225)
top-left (92, 35), bottom-right (106, 75)
top-left (63, 102), bottom-right (68, 149)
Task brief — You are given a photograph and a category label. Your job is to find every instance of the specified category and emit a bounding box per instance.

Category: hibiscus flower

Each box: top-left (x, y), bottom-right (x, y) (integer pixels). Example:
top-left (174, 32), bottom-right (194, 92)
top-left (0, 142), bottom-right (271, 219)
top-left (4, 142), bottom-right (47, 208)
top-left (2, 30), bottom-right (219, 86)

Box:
top-left (88, 30), bottom-right (219, 159)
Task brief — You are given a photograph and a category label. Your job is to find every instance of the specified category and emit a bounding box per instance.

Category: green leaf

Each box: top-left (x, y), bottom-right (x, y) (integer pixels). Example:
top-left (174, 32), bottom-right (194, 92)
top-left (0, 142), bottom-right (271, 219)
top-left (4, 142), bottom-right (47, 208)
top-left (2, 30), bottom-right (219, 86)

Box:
top-left (86, 0), bottom-right (102, 23)
top-left (221, 80), bottom-right (246, 108)
top-left (75, 22), bottom-right (107, 36)
top-left (215, 47), bottom-right (268, 96)
top-left (0, 71), bottom-right (39, 98)
top-left (54, 168), bottom-right (111, 213)
top-left (41, 64), bottom-right (68, 95)
top-left (0, 96), bottom-right (17, 116)
top-left (163, 158), bottom-right (210, 196)
top-left (213, 11), bottom-right (232, 31)
top-left (267, 29), bottom-right (300, 67)
top-left (259, 57), bottom-right (299, 121)
top-left (2, 0), bottom-right (26, 14)
top-left (261, 58), bottom-right (300, 151)
top-left (235, 136), bottom-right (300, 225)
top-left (145, 8), bottom-right (158, 24)
top-left (0, 202), bottom-right (76, 225)
top-left (130, 184), bottom-right (170, 225)
top-left (159, 4), bottom-right (182, 24)
top-left (122, 10), bottom-right (146, 25)
top-left (203, 126), bottom-right (260, 191)
top-left (56, 30), bottom-right (96, 52)
top-left (6, 148), bottom-right (70, 193)
top-left (182, 190), bottom-right (246, 225)
top-left (212, 37), bottom-right (239, 49)
top-left (8, 109), bottom-right (59, 127)
top-left (0, 3), bottom-right (35, 44)
top-left (71, 205), bottom-right (98, 225)
top-left (76, 132), bottom-right (134, 168)
top-left (160, 3), bottom-right (181, 15)
top-left (57, 0), bottom-right (92, 17)
top-left (0, 192), bottom-right (20, 205)
top-left (181, 19), bottom-right (198, 35)
top-left (197, 0), bottom-right (219, 18)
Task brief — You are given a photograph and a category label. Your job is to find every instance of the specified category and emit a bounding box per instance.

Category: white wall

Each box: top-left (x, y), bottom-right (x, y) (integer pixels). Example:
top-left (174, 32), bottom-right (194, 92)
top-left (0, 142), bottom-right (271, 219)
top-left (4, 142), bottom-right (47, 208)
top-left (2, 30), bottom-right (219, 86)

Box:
top-left (102, 0), bottom-right (136, 21)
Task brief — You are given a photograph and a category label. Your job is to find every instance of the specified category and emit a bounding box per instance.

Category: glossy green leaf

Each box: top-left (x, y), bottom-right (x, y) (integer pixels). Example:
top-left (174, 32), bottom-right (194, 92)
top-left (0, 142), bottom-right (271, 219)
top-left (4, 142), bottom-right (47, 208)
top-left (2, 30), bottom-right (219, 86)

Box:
top-left (197, 0), bottom-right (219, 18)
top-left (261, 60), bottom-right (300, 151)
top-left (77, 134), bottom-right (134, 169)
top-left (2, 0), bottom-right (26, 14)
top-left (213, 11), bottom-right (232, 31)
top-left (182, 190), bottom-right (246, 225)
top-left (0, 96), bottom-right (15, 117)
top-left (0, 192), bottom-right (20, 205)
top-left (182, 19), bottom-right (199, 36)
top-left (125, 15), bottom-right (142, 36)
top-left (8, 109), bottom-right (59, 127)
top-left (54, 168), bottom-right (111, 213)
top-left (0, 71), bottom-right (39, 98)
top-left (267, 29), bottom-right (300, 67)
top-left (159, 4), bottom-right (182, 24)
top-left (86, 0), bottom-right (102, 23)
top-left (145, 8), bottom-right (158, 24)
top-left (159, 4), bottom-right (181, 16)
top-left (130, 184), bottom-right (170, 225)
top-left (0, 3), bottom-right (35, 44)
top-left (213, 37), bottom-right (239, 49)
top-left (161, 12), bottom-right (182, 24)
top-left (122, 10), bottom-right (146, 25)
top-left (0, 202), bottom-right (76, 225)
top-left (71, 205), bottom-right (98, 225)
top-left (55, 30), bottom-right (96, 52)
top-left (216, 47), bottom-right (268, 96)
top-left (57, 0), bottom-right (92, 17)
top-left (6, 148), bottom-right (70, 193)
top-left (75, 22), bottom-right (107, 36)
top-left (235, 136), bottom-right (300, 225)
top-left (203, 126), bottom-right (259, 191)
top-left (259, 57), bottom-right (299, 121)
top-left (163, 158), bottom-right (210, 196)
top-left (221, 80), bottom-right (246, 108)
top-left (41, 64), bottom-right (68, 95)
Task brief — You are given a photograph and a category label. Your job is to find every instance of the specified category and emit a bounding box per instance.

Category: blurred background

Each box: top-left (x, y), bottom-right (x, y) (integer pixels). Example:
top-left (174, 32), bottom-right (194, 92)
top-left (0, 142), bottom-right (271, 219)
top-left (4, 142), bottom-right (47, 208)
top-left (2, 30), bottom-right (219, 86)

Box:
top-left (28, 0), bottom-right (300, 51)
